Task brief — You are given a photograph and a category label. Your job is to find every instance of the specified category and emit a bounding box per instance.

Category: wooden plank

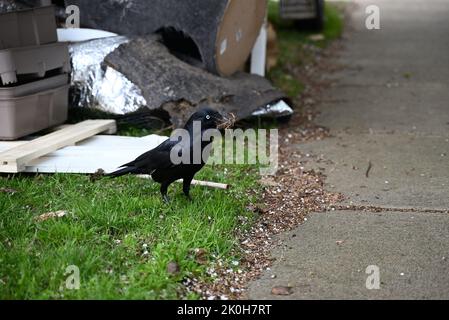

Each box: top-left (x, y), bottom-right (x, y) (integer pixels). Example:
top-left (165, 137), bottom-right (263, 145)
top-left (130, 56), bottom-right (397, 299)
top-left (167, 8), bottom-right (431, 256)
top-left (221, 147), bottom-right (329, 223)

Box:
top-left (0, 141), bottom-right (29, 149)
top-left (0, 120), bottom-right (117, 173)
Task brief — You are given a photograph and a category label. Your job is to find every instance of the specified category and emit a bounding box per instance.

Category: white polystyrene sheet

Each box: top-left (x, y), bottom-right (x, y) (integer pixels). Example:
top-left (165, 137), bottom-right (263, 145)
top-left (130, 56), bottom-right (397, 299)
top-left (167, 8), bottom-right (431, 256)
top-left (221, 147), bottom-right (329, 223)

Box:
top-left (0, 134), bottom-right (168, 174)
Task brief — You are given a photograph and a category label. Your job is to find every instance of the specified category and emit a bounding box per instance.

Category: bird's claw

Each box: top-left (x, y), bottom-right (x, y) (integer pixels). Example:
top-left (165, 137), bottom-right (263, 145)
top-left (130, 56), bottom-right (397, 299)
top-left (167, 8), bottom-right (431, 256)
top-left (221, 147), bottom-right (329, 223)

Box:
top-left (162, 194), bottom-right (170, 203)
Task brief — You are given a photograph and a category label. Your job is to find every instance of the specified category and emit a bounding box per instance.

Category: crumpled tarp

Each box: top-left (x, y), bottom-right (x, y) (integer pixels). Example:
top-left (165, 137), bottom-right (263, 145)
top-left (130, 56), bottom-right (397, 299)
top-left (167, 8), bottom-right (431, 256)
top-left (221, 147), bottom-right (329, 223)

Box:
top-left (104, 36), bottom-right (289, 127)
top-left (68, 35), bottom-right (291, 126)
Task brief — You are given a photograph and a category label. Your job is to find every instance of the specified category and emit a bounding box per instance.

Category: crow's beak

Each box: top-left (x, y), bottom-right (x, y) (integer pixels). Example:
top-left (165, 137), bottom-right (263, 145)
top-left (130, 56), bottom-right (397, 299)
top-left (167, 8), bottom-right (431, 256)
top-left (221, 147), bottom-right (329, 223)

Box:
top-left (217, 113), bottom-right (236, 129)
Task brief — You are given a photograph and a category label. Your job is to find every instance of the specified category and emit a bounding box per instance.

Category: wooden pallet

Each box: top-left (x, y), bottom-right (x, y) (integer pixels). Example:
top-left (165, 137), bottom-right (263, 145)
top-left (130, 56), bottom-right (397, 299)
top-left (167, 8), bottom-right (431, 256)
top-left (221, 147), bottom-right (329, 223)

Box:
top-left (0, 120), bottom-right (116, 173)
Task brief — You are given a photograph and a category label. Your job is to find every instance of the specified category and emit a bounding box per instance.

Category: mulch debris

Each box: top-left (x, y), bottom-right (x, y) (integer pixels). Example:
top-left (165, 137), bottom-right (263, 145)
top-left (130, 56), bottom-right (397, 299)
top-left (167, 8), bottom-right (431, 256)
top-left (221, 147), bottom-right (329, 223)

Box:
top-left (182, 36), bottom-right (346, 300)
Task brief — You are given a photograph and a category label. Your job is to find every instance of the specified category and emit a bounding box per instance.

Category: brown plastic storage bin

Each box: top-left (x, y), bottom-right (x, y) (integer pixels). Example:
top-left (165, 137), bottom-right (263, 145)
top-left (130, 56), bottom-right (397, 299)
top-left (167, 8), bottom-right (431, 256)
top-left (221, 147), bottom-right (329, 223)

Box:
top-left (0, 74), bottom-right (69, 140)
top-left (0, 42), bottom-right (70, 85)
top-left (0, 5), bottom-right (58, 50)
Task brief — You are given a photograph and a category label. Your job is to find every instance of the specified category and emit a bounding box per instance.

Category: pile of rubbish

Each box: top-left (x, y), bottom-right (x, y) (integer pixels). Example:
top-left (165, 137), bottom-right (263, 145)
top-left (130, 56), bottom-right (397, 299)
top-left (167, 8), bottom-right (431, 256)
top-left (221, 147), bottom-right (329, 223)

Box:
top-left (4, 0), bottom-right (293, 129)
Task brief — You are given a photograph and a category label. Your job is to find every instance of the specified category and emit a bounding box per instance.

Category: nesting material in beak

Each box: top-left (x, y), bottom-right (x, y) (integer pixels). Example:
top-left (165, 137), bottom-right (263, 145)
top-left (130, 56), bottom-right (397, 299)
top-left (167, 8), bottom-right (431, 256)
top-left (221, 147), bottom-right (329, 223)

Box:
top-left (217, 113), bottom-right (236, 129)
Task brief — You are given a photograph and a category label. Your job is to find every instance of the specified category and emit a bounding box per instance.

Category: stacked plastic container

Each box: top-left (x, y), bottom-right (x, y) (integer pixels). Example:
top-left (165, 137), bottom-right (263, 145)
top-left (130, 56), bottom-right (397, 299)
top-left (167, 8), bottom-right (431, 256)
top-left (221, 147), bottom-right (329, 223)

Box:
top-left (0, 5), bottom-right (70, 140)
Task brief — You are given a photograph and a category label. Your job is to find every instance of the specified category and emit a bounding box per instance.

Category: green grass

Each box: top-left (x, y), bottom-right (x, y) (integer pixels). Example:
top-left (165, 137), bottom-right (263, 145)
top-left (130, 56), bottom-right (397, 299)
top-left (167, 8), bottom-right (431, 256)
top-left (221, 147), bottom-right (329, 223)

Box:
top-left (267, 0), bottom-right (344, 98)
top-left (0, 165), bottom-right (259, 299)
top-left (322, 4), bottom-right (344, 41)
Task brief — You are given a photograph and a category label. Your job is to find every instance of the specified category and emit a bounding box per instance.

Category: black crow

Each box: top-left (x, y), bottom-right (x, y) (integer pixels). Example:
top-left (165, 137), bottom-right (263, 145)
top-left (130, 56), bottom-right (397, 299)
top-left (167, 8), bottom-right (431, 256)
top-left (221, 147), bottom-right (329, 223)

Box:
top-left (108, 108), bottom-right (230, 202)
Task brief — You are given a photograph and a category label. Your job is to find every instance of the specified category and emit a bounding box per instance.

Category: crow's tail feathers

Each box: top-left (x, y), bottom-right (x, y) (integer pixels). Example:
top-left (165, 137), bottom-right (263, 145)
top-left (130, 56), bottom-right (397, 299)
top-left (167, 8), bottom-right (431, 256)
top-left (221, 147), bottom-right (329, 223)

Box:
top-left (106, 166), bottom-right (137, 178)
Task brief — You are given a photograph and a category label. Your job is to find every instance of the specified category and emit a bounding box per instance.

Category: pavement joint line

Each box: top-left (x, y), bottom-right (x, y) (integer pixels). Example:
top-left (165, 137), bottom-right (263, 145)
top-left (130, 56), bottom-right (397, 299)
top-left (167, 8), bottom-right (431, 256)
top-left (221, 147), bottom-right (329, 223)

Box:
top-left (329, 205), bottom-right (449, 214)
top-left (332, 83), bottom-right (391, 88)
top-left (325, 131), bottom-right (449, 138)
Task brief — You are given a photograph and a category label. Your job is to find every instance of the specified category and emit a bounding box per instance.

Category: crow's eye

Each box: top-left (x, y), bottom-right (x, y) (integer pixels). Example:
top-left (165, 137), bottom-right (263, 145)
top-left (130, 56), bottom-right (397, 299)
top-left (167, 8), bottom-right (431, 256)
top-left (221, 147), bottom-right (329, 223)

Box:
top-left (206, 115), bottom-right (211, 120)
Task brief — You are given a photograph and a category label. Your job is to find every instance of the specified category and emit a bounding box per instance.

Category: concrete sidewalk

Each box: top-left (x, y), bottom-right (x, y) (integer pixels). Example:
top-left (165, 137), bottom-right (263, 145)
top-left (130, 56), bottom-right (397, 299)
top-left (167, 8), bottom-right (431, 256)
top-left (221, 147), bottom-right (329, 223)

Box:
top-left (248, 0), bottom-right (449, 299)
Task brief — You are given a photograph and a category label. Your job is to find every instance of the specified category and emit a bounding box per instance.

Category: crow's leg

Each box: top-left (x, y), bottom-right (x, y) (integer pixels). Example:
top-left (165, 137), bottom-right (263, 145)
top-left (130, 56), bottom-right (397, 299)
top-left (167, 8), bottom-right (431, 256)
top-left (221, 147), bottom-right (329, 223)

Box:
top-left (160, 181), bottom-right (171, 203)
top-left (183, 175), bottom-right (194, 201)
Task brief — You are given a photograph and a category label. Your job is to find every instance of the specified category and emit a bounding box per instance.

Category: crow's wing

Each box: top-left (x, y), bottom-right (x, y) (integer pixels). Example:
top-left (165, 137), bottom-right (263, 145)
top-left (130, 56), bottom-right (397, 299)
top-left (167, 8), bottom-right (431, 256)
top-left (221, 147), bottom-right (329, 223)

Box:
top-left (119, 138), bottom-right (180, 171)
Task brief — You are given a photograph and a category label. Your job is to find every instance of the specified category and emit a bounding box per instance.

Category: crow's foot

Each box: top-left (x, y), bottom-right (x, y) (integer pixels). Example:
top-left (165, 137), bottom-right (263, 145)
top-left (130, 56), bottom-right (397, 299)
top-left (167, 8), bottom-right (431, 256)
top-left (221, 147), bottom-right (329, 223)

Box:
top-left (162, 194), bottom-right (170, 203)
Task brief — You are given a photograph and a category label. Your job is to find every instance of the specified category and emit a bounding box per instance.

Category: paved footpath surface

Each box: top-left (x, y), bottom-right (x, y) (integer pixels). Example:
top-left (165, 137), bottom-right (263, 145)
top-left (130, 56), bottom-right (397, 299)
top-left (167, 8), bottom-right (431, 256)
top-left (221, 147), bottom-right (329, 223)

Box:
top-left (248, 0), bottom-right (449, 299)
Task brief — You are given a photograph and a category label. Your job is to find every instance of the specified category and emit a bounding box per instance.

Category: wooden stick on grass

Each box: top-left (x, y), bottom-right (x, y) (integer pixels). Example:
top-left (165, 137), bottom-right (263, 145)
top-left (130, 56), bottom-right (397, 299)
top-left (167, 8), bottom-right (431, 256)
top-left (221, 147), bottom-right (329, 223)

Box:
top-left (135, 174), bottom-right (229, 190)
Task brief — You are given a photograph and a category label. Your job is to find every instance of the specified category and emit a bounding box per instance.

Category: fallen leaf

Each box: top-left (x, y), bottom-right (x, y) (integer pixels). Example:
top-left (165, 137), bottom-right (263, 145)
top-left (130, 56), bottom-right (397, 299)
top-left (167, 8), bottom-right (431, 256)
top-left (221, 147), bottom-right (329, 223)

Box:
top-left (0, 187), bottom-right (18, 194)
top-left (271, 286), bottom-right (293, 295)
top-left (259, 177), bottom-right (278, 187)
top-left (246, 204), bottom-right (265, 214)
top-left (195, 248), bottom-right (208, 265)
top-left (309, 34), bottom-right (325, 41)
top-left (35, 210), bottom-right (67, 222)
top-left (90, 168), bottom-right (105, 182)
top-left (167, 261), bottom-right (180, 275)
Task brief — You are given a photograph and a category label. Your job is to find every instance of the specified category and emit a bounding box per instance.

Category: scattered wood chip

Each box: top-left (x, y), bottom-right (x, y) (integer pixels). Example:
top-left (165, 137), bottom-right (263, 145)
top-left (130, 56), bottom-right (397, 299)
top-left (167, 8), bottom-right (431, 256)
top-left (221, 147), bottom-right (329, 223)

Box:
top-left (336, 240), bottom-right (344, 245)
top-left (271, 286), bottom-right (293, 296)
top-left (167, 261), bottom-right (180, 275)
top-left (35, 210), bottom-right (67, 222)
